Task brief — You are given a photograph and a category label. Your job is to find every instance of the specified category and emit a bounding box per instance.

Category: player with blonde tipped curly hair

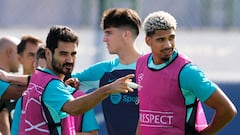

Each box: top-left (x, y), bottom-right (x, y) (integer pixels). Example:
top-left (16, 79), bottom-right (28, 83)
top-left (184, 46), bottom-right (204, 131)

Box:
top-left (135, 11), bottom-right (237, 135)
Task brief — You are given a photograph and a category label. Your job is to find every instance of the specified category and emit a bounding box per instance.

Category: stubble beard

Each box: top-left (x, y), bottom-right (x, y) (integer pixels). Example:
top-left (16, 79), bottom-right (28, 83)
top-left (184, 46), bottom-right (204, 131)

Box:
top-left (51, 57), bottom-right (73, 75)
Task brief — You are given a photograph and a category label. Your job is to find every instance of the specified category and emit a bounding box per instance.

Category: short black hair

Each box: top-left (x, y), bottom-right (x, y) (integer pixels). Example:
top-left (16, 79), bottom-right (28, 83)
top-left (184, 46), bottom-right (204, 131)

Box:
top-left (36, 46), bottom-right (46, 60)
top-left (46, 25), bottom-right (78, 54)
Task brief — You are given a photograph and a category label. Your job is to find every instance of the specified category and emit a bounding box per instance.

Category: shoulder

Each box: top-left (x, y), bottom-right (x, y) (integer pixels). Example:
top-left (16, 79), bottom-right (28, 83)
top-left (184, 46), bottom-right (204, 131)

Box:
top-left (139, 53), bottom-right (151, 59)
top-left (0, 80), bottom-right (10, 96)
top-left (137, 53), bottom-right (151, 64)
top-left (180, 63), bottom-right (208, 86)
top-left (180, 63), bottom-right (217, 101)
top-left (47, 79), bottom-right (65, 89)
top-left (180, 63), bottom-right (204, 78)
top-left (0, 80), bottom-right (10, 88)
top-left (44, 79), bottom-right (71, 95)
top-left (0, 79), bottom-right (10, 86)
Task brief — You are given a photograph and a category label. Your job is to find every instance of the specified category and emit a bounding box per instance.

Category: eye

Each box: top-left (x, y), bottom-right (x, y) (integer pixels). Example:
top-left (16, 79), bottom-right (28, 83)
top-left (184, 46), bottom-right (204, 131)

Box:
top-left (169, 35), bottom-right (175, 41)
top-left (157, 37), bottom-right (165, 42)
top-left (59, 52), bottom-right (68, 56)
top-left (71, 52), bottom-right (77, 57)
top-left (28, 53), bottom-right (35, 57)
top-left (104, 30), bottom-right (112, 36)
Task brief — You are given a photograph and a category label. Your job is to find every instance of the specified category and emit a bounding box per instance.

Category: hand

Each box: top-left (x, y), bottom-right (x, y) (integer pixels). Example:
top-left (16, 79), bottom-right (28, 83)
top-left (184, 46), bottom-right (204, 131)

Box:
top-left (108, 74), bottom-right (135, 94)
top-left (0, 69), bottom-right (10, 82)
top-left (65, 78), bottom-right (80, 89)
top-left (127, 81), bottom-right (142, 89)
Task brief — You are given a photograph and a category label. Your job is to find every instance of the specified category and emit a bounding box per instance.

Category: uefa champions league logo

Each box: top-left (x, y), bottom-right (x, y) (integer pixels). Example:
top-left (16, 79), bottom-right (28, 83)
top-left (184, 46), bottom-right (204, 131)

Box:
top-left (137, 73), bottom-right (144, 91)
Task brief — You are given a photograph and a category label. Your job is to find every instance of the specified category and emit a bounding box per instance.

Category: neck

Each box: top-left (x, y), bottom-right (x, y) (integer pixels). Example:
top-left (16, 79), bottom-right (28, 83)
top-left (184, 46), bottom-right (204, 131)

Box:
top-left (46, 65), bottom-right (65, 81)
top-left (119, 49), bottom-right (141, 65)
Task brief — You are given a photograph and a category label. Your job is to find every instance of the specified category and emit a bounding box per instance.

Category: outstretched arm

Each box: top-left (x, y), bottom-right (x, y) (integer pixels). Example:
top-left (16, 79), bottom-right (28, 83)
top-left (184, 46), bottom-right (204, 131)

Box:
top-left (0, 69), bottom-right (28, 86)
top-left (62, 74), bottom-right (135, 115)
top-left (199, 88), bottom-right (237, 135)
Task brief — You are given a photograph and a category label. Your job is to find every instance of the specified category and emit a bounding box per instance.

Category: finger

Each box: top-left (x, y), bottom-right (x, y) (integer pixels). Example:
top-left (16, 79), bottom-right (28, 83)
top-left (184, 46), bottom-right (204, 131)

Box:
top-left (122, 74), bottom-right (135, 80)
top-left (127, 87), bottom-right (134, 92)
top-left (74, 78), bottom-right (79, 82)
top-left (126, 82), bottom-right (141, 89)
top-left (125, 78), bottom-right (132, 83)
top-left (123, 89), bottom-right (129, 93)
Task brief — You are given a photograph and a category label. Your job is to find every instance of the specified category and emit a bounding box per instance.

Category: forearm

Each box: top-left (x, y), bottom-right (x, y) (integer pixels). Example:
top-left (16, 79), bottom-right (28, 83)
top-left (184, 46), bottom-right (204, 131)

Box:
top-left (63, 73), bottom-right (134, 115)
top-left (6, 74), bottom-right (29, 86)
top-left (199, 110), bottom-right (235, 135)
top-left (63, 84), bottom-right (110, 115)
top-left (199, 89), bottom-right (237, 135)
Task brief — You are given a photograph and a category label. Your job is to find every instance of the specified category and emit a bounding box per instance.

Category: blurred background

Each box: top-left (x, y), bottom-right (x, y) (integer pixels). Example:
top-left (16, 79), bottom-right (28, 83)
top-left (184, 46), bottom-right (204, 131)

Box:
top-left (0, 0), bottom-right (239, 134)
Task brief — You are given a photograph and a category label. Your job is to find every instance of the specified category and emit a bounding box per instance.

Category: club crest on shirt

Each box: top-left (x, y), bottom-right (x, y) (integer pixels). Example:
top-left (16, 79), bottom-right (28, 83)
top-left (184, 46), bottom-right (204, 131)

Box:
top-left (110, 93), bottom-right (122, 104)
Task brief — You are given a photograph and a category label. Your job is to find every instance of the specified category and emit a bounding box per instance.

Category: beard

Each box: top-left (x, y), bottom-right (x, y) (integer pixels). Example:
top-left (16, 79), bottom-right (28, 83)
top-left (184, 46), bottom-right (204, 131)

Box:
top-left (161, 56), bottom-right (171, 62)
top-left (51, 57), bottom-right (74, 75)
top-left (160, 48), bottom-right (174, 62)
top-left (161, 58), bottom-right (170, 62)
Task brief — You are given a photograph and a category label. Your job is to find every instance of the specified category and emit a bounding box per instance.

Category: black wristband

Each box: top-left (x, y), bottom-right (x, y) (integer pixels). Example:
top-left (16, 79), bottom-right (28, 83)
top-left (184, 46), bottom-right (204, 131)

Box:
top-left (27, 75), bottom-right (31, 84)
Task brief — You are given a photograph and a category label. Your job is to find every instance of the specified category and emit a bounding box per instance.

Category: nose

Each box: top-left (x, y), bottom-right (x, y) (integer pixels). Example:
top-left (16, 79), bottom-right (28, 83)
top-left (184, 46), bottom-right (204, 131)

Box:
top-left (66, 54), bottom-right (74, 63)
top-left (161, 40), bottom-right (173, 54)
top-left (102, 34), bottom-right (108, 42)
top-left (165, 40), bottom-right (172, 48)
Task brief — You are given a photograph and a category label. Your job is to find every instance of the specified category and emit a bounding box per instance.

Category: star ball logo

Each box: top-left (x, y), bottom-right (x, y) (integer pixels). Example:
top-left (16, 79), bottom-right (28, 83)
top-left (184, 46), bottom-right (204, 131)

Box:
top-left (137, 73), bottom-right (144, 91)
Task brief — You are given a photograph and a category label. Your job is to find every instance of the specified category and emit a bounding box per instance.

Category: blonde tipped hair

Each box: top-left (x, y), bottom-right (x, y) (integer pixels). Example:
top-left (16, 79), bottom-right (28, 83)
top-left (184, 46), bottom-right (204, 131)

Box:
top-left (143, 11), bottom-right (177, 36)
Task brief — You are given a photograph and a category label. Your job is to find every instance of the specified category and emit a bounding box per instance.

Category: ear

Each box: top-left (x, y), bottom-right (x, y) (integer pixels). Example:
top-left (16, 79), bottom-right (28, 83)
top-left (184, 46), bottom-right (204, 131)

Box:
top-left (145, 36), bottom-right (151, 47)
top-left (18, 54), bottom-right (22, 63)
top-left (45, 48), bottom-right (51, 60)
top-left (6, 47), bottom-right (13, 58)
top-left (122, 30), bottom-right (130, 40)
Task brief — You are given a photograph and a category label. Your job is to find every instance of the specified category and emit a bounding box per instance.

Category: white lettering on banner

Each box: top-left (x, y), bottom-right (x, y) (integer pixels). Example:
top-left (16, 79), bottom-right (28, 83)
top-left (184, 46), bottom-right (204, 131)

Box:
top-left (140, 110), bottom-right (174, 128)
